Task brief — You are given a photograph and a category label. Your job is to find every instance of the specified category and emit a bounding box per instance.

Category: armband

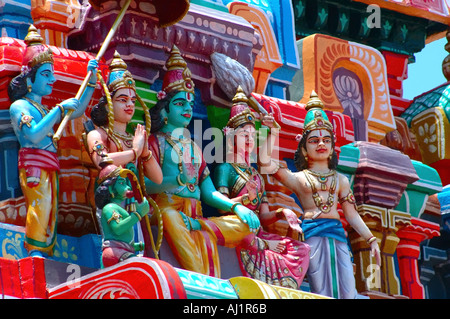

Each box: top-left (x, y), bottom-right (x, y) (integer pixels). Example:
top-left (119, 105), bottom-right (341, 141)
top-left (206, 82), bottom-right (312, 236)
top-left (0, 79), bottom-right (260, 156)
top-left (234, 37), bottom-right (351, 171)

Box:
top-left (92, 141), bottom-right (107, 157)
top-left (339, 190), bottom-right (356, 206)
top-left (19, 112), bottom-right (33, 129)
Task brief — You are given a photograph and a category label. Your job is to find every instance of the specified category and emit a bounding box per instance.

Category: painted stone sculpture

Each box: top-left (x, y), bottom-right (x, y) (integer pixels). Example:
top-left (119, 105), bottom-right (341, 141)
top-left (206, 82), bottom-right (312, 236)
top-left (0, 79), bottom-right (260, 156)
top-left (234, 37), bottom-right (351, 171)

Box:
top-left (86, 51), bottom-right (162, 183)
top-left (213, 86), bottom-right (310, 289)
top-left (86, 51), bottom-right (163, 258)
top-left (7, 25), bottom-right (98, 257)
top-left (262, 92), bottom-right (381, 298)
top-left (145, 45), bottom-right (260, 277)
top-left (94, 155), bottom-right (150, 268)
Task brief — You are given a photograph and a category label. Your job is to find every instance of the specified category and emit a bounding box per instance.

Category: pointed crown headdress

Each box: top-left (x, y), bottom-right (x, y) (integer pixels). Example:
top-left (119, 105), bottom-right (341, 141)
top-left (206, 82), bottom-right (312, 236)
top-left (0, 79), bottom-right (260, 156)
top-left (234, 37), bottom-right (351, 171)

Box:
top-left (161, 45), bottom-right (195, 95)
top-left (21, 25), bottom-right (53, 73)
top-left (224, 86), bottom-right (255, 132)
top-left (97, 51), bottom-right (151, 143)
top-left (107, 51), bottom-right (136, 93)
top-left (303, 91), bottom-right (334, 134)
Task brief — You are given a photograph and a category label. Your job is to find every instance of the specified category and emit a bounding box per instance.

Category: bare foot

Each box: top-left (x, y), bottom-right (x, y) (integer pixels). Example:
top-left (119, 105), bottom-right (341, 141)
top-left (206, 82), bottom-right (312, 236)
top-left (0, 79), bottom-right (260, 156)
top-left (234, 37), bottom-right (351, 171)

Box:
top-left (264, 239), bottom-right (286, 253)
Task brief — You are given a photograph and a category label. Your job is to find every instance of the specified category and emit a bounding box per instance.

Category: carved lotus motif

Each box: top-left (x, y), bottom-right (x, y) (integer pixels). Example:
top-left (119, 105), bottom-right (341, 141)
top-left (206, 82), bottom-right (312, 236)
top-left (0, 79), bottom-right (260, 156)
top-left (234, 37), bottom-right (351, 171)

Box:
top-left (417, 122), bottom-right (438, 154)
top-left (333, 73), bottom-right (363, 118)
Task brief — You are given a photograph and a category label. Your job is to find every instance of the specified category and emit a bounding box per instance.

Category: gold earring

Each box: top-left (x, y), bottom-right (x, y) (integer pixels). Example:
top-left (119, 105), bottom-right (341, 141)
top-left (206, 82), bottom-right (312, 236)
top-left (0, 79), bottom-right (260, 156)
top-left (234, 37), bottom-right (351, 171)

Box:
top-left (305, 155), bottom-right (308, 162)
top-left (27, 84), bottom-right (32, 93)
top-left (164, 117), bottom-right (168, 125)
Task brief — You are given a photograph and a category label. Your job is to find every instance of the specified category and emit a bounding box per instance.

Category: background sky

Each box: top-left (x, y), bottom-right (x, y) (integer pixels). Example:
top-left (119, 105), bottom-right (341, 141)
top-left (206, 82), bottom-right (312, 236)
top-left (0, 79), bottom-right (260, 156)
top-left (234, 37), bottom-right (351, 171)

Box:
top-left (403, 36), bottom-right (448, 100)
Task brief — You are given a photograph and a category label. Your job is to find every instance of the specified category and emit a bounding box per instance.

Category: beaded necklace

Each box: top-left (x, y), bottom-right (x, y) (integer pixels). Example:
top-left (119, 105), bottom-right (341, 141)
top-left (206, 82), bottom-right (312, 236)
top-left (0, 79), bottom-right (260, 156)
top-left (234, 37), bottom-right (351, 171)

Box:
top-left (303, 169), bottom-right (337, 215)
top-left (161, 132), bottom-right (199, 192)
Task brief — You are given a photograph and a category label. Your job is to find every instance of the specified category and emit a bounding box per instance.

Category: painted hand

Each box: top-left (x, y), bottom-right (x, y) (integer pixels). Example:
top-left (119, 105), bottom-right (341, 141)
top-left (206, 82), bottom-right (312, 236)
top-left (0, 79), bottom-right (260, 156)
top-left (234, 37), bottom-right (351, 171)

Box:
top-left (59, 98), bottom-right (79, 113)
top-left (245, 180), bottom-right (258, 201)
top-left (234, 204), bottom-right (260, 232)
top-left (370, 241), bottom-right (382, 267)
top-left (87, 59), bottom-right (99, 84)
top-left (136, 197), bottom-right (150, 218)
top-left (281, 208), bottom-right (303, 234)
top-left (179, 211), bottom-right (201, 231)
top-left (133, 124), bottom-right (147, 158)
top-left (261, 113), bottom-right (276, 128)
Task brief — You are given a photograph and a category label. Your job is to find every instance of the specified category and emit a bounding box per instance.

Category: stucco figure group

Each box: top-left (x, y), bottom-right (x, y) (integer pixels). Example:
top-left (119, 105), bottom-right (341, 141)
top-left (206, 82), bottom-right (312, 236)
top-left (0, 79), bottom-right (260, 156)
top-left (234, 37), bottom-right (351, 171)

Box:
top-left (8, 25), bottom-right (381, 298)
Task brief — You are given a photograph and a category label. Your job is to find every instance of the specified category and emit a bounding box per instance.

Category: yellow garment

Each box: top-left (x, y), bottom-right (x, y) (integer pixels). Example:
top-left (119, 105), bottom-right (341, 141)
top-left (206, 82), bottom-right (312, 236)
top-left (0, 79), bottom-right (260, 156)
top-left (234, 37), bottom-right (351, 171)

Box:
top-left (19, 168), bottom-right (58, 256)
top-left (154, 193), bottom-right (253, 277)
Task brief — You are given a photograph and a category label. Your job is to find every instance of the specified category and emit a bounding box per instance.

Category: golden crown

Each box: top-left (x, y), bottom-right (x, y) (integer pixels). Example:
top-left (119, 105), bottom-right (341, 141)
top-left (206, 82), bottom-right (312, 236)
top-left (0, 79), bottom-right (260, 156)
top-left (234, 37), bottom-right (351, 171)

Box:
top-left (225, 86), bottom-right (255, 130)
top-left (22, 25), bottom-right (53, 70)
top-left (162, 45), bottom-right (195, 94)
top-left (107, 51), bottom-right (136, 92)
top-left (303, 91), bottom-right (334, 134)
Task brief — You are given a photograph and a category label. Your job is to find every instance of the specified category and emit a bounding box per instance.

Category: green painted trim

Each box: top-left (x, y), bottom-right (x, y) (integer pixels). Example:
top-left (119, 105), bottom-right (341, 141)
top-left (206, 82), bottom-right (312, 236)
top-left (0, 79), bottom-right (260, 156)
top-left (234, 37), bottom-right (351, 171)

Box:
top-left (329, 237), bottom-right (339, 299)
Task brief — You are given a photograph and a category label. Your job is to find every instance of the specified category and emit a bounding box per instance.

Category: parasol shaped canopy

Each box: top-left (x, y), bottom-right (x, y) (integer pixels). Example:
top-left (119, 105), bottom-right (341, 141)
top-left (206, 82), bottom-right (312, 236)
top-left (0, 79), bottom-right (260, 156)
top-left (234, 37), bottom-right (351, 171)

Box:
top-left (88, 0), bottom-right (190, 27)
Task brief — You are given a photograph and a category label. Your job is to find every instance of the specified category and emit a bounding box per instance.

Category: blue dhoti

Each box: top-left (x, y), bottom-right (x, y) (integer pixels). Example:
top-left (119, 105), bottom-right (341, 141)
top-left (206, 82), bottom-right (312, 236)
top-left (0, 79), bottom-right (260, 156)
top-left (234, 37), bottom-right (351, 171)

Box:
top-left (302, 218), bottom-right (357, 299)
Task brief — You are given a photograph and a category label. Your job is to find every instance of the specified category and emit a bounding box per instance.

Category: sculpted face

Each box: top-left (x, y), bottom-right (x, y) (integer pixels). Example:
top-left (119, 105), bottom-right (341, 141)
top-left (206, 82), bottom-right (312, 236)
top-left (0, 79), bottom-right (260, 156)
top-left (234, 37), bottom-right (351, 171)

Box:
top-left (29, 63), bottom-right (55, 97)
top-left (165, 91), bottom-right (194, 129)
top-left (110, 176), bottom-right (133, 200)
top-left (112, 88), bottom-right (136, 124)
top-left (234, 123), bottom-right (256, 157)
top-left (304, 129), bottom-right (333, 162)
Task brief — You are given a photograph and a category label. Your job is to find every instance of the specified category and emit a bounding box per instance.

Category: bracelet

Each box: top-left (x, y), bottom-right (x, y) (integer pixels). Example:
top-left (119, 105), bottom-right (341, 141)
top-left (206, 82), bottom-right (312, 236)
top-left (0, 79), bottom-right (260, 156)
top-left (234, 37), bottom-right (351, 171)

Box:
top-left (87, 82), bottom-right (97, 88)
top-left (132, 211), bottom-right (141, 221)
top-left (260, 162), bottom-right (280, 175)
top-left (230, 202), bottom-right (242, 214)
top-left (366, 236), bottom-right (377, 245)
top-left (131, 149), bottom-right (137, 162)
top-left (176, 174), bottom-right (186, 186)
top-left (141, 150), bottom-right (153, 162)
top-left (56, 104), bottom-right (65, 115)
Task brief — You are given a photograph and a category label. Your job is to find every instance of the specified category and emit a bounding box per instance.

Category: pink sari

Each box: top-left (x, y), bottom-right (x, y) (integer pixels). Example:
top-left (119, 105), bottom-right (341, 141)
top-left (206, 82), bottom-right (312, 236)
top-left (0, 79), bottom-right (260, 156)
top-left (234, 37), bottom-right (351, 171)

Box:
top-left (220, 163), bottom-right (310, 290)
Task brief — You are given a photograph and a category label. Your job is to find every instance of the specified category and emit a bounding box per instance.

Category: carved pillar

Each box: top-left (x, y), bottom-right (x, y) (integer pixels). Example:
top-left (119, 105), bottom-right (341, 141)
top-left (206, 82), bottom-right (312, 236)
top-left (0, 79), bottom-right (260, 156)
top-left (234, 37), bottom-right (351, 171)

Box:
top-left (396, 218), bottom-right (440, 298)
top-left (339, 141), bottom-right (419, 298)
top-left (349, 205), bottom-right (411, 297)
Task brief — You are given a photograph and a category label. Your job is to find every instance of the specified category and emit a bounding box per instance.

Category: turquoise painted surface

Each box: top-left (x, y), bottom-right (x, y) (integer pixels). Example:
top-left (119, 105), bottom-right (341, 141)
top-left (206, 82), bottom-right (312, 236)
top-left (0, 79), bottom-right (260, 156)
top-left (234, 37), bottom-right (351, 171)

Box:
top-left (175, 268), bottom-right (238, 299)
top-left (0, 0), bottom-right (32, 39)
top-left (0, 223), bottom-right (102, 269)
top-left (396, 160), bottom-right (442, 218)
top-left (337, 143), bottom-right (360, 174)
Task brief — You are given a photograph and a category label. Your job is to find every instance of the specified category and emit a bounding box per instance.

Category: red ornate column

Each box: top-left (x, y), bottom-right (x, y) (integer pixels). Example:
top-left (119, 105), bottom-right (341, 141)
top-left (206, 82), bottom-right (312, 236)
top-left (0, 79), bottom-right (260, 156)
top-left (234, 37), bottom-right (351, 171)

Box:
top-left (396, 218), bottom-right (440, 298)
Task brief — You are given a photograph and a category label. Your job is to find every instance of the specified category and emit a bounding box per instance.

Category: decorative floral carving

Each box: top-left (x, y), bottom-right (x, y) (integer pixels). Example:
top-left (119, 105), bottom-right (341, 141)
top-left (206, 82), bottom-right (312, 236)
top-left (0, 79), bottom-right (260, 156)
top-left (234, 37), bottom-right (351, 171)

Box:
top-left (417, 122), bottom-right (438, 154)
top-left (53, 238), bottom-right (78, 263)
top-left (333, 73), bottom-right (363, 118)
top-left (2, 231), bottom-right (27, 259)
